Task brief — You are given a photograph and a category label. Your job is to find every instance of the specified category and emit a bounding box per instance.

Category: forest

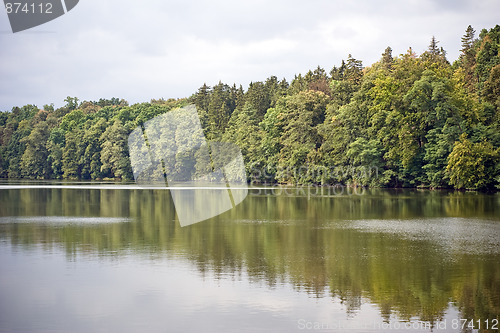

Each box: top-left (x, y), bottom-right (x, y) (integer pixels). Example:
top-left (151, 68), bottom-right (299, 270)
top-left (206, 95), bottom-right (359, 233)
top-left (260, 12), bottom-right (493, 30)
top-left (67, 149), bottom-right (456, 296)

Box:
top-left (0, 25), bottom-right (499, 190)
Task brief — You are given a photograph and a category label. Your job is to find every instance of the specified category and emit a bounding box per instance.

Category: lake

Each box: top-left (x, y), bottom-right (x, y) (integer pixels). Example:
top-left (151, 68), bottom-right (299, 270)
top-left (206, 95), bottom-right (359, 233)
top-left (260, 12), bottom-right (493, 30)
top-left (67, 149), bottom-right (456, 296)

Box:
top-left (0, 183), bottom-right (499, 332)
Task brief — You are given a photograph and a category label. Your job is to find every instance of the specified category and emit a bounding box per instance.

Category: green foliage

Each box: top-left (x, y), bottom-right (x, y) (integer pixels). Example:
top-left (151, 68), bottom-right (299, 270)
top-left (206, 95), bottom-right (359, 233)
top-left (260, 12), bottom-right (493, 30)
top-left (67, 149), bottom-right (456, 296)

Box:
top-left (484, 64), bottom-right (500, 110)
top-left (245, 81), bottom-right (271, 119)
top-left (446, 134), bottom-right (499, 190)
top-left (20, 121), bottom-right (51, 179)
top-left (60, 109), bottom-right (86, 132)
top-left (47, 128), bottom-right (65, 178)
top-left (14, 104), bottom-right (39, 121)
top-left (381, 46), bottom-right (393, 69)
top-left (398, 70), bottom-right (458, 183)
top-left (100, 119), bottom-right (133, 180)
top-left (0, 25), bottom-right (499, 190)
top-left (204, 82), bottom-right (236, 139)
top-left (475, 25), bottom-right (500, 92)
top-left (0, 111), bottom-right (8, 128)
top-left (5, 119), bottom-right (31, 178)
top-left (346, 138), bottom-right (385, 186)
top-left (62, 130), bottom-right (84, 179)
top-left (274, 90), bottom-right (328, 184)
top-left (423, 127), bottom-right (458, 188)
top-left (457, 25), bottom-right (477, 93)
top-left (258, 105), bottom-right (283, 180)
top-left (421, 36), bottom-right (449, 65)
top-left (223, 102), bottom-right (265, 178)
top-left (82, 119), bottom-right (108, 179)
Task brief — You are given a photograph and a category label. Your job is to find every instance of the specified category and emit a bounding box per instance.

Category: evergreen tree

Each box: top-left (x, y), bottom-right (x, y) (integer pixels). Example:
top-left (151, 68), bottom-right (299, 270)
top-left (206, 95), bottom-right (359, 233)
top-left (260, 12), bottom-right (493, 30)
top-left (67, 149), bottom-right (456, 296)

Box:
top-left (264, 75), bottom-right (286, 108)
top-left (231, 84), bottom-right (245, 111)
top-left (330, 60), bottom-right (346, 80)
top-left (223, 102), bottom-right (265, 179)
top-left (458, 25), bottom-right (477, 92)
top-left (422, 36), bottom-right (448, 65)
top-left (344, 54), bottom-right (363, 84)
top-left (304, 66), bottom-right (330, 94)
top-left (329, 56), bottom-right (364, 108)
top-left (206, 82), bottom-right (235, 139)
top-left (192, 83), bottom-right (211, 112)
top-left (461, 25), bottom-right (476, 54)
top-left (245, 81), bottom-right (271, 119)
top-left (289, 74), bottom-right (307, 95)
top-left (381, 46), bottom-right (393, 69)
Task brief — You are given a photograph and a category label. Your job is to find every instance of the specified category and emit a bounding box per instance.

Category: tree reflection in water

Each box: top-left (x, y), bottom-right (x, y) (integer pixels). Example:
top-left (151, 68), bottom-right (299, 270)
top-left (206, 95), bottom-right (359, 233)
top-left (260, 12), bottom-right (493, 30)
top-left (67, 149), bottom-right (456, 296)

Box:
top-left (0, 187), bottom-right (499, 328)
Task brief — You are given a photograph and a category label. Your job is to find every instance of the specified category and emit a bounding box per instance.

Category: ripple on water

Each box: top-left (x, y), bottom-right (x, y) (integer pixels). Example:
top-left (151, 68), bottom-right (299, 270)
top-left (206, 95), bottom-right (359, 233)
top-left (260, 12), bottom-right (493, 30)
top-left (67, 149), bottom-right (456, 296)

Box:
top-left (342, 217), bottom-right (500, 255)
top-left (0, 216), bottom-right (133, 225)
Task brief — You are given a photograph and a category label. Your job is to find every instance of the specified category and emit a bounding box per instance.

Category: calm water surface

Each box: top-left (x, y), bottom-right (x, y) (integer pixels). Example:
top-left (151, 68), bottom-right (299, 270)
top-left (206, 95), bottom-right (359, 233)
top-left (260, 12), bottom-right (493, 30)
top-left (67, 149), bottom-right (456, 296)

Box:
top-left (0, 183), bottom-right (499, 332)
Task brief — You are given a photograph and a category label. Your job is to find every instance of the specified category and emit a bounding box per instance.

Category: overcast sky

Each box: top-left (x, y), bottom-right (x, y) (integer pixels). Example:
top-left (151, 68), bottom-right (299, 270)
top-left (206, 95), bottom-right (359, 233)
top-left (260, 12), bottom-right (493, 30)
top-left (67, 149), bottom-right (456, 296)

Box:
top-left (0, 0), bottom-right (499, 111)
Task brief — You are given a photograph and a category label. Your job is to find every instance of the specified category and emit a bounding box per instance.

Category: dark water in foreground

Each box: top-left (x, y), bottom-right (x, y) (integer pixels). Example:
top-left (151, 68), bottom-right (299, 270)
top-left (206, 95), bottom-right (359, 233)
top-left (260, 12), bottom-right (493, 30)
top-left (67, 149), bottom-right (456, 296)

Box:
top-left (0, 184), bottom-right (499, 332)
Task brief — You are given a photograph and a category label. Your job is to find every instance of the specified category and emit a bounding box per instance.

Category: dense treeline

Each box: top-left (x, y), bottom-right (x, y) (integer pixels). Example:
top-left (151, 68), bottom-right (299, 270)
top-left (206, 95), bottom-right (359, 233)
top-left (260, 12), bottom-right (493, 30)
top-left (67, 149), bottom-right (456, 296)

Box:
top-left (0, 25), bottom-right (499, 190)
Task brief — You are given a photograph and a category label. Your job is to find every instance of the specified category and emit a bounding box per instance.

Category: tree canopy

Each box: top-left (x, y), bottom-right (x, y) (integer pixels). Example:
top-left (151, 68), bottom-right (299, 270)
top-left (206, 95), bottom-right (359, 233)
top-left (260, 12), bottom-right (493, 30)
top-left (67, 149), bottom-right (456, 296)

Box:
top-left (1, 25), bottom-right (499, 190)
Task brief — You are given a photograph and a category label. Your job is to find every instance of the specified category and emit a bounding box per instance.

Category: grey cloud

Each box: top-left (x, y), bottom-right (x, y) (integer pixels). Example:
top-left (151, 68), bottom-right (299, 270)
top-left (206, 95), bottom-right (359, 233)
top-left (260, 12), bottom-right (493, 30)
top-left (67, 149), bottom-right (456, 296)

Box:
top-left (1, 0), bottom-right (500, 110)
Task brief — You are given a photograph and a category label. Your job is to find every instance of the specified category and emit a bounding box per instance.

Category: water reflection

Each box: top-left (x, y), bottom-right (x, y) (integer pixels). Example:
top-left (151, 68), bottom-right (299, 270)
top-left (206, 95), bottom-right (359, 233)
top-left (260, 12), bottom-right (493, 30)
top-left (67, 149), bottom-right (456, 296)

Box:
top-left (0, 187), bottom-right (499, 331)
